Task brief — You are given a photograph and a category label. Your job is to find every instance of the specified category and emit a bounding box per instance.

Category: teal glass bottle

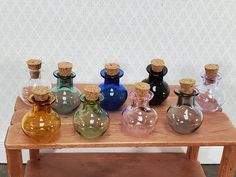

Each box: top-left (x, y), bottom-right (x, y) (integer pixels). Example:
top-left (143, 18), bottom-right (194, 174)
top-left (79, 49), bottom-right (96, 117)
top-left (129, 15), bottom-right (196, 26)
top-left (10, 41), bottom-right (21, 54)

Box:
top-left (74, 85), bottom-right (110, 138)
top-left (51, 62), bottom-right (81, 115)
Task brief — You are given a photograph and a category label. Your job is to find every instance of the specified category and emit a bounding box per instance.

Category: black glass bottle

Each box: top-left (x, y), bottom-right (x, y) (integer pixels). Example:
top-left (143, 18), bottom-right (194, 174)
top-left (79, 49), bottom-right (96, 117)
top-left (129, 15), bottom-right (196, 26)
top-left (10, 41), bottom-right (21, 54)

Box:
top-left (143, 59), bottom-right (169, 105)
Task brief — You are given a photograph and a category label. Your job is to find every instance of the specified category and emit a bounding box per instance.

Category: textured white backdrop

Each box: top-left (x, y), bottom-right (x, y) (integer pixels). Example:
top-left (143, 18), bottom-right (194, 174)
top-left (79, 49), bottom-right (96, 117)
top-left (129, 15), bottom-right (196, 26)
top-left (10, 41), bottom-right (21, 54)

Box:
top-left (0, 0), bottom-right (235, 163)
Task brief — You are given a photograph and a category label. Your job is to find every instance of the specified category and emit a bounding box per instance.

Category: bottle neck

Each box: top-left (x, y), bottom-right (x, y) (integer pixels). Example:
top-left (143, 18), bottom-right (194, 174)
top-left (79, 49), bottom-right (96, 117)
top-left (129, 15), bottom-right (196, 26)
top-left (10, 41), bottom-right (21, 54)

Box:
top-left (57, 77), bottom-right (73, 88)
top-left (148, 74), bottom-right (163, 83)
top-left (133, 98), bottom-right (149, 108)
top-left (202, 74), bottom-right (221, 86)
top-left (29, 70), bottom-right (41, 80)
top-left (104, 76), bottom-right (120, 85)
top-left (32, 104), bottom-right (51, 113)
top-left (177, 95), bottom-right (195, 107)
top-left (82, 101), bottom-right (100, 110)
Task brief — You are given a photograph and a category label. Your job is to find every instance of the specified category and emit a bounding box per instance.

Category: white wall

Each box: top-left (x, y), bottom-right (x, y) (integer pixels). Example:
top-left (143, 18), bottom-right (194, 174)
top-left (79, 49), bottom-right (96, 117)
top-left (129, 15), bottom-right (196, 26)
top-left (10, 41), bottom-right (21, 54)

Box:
top-left (0, 0), bottom-right (235, 163)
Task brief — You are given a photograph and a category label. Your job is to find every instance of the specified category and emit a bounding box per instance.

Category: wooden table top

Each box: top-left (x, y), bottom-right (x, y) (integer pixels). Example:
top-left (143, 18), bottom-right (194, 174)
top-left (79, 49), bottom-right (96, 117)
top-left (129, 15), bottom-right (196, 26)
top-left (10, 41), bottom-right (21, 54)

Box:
top-left (5, 84), bottom-right (236, 149)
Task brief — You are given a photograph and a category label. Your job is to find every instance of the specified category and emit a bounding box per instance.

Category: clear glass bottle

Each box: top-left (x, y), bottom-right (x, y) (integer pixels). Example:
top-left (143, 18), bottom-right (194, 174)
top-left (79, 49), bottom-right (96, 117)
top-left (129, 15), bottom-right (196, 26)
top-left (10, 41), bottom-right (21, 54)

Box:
top-left (51, 62), bottom-right (81, 115)
top-left (22, 86), bottom-right (61, 142)
top-left (143, 59), bottom-right (169, 105)
top-left (19, 59), bottom-right (51, 105)
top-left (122, 82), bottom-right (158, 136)
top-left (195, 64), bottom-right (225, 112)
top-left (74, 85), bottom-right (110, 138)
top-left (167, 79), bottom-right (203, 134)
top-left (99, 63), bottom-right (127, 111)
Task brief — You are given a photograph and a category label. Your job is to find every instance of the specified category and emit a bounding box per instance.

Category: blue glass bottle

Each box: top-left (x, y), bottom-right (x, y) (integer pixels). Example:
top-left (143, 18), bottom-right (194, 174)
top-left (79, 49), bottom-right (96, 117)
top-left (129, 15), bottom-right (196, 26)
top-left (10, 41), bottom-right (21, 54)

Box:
top-left (51, 62), bottom-right (81, 115)
top-left (99, 63), bottom-right (128, 111)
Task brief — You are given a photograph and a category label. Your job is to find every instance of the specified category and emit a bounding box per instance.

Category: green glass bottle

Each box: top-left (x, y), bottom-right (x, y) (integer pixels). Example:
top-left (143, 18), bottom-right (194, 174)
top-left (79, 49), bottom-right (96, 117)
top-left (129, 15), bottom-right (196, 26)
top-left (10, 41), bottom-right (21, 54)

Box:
top-left (51, 62), bottom-right (81, 115)
top-left (74, 85), bottom-right (110, 138)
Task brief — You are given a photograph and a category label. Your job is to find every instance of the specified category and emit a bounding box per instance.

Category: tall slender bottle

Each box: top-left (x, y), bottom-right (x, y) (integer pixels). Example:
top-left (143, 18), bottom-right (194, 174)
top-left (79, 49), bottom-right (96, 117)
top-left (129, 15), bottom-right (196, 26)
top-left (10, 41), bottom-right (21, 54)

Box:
top-left (167, 79), bottom-right (203, 134)
top-left (99, 63), bottom-right (127, 111)
top-left (195, 64), bottom-right (225, 112)
top-left (51, 62), bottom-right (81, 115)
top-left (21, 86), bottom-right (61, 142)
top-left (18, 59), bottom-right (51, 105)
top-left (74, 85), bottom-right (110, 138)
top-left (143, 59), bottom-right (169, 105)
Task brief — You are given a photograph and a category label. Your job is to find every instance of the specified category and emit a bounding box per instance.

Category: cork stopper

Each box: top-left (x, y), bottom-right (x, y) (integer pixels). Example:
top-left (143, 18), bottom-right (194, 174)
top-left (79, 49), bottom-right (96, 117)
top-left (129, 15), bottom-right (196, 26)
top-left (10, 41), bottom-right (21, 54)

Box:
top-left (135, 82), bottom-right (150, 97)
top-left (27, 59), bottom-right (42, 70)
top-left (58, 62), bottom-right (73, 77)
top-left (32, 86), bottom-right (50, 102)
top-left (105, 63), bottom-right (120, 76)
top-left (151, 59), bottom-right (165, 72)
top-left (84, 85), bottom-right (101, 101)
top-left (179, 78), bottom-right (196, 94)
top-left (27, 59), bottom-right (42, 79)
top-left (205, 64), bottom-right (219, 77)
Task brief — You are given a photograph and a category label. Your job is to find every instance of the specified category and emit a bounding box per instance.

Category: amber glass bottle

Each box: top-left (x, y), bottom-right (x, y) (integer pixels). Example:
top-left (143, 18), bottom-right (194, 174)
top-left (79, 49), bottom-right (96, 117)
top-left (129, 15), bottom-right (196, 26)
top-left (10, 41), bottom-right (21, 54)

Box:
top-left (22, 86), bottom-right (61, 142)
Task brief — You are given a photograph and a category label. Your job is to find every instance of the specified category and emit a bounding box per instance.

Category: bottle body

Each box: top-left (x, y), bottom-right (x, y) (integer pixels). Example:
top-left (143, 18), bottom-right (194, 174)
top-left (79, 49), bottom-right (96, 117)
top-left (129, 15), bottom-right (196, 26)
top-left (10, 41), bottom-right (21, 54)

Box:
top-left (21, 94), bottom-right (61, 142)
top-left (167, 90), bottom-right (203, 134)
top-left (142, 65), bottom-right (169, 105)
top-left (19, 69), bottom-right (51, 105)
top-left (51, 71), bottom-right (81, 115)
top-left (99, 69), bottom-right (127, 111)
top-left (74, 94), bottom-right (110, 138)
top-left (195, 74), bottom-right (224, 112)
top-left (122, 91), bottom-right (158, 136)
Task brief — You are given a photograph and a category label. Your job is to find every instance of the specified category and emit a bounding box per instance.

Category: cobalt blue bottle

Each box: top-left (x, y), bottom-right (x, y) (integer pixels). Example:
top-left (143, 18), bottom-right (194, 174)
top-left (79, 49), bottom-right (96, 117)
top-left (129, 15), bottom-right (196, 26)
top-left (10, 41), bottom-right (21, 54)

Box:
top-left (99, 63), bottom-right (128, 111)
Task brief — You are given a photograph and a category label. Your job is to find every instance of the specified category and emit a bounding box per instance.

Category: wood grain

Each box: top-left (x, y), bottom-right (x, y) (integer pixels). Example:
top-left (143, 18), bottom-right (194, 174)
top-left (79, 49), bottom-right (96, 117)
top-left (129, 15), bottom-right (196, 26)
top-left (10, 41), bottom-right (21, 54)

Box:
top-left (6, 149), bottom-right (24, 177)
top-left (217, 146), bottom-right (236, 177)
top-left (186, 146), bottom-right (200, 160)
top-left (24, 153), bottom-right (206, 177)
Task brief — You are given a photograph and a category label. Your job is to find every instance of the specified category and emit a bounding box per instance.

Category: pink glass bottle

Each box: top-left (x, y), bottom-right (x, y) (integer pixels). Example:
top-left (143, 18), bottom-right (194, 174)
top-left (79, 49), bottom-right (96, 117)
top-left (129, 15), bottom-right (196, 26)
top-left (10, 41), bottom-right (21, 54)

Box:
top-left (122, 82), bottom-right (158, 136)
top-left (195, 64), bottom-right (225, 112)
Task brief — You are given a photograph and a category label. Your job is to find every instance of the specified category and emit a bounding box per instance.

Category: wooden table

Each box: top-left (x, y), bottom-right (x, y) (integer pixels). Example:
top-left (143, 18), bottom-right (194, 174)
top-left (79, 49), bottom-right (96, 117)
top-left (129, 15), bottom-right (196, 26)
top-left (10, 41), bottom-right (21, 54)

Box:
top-left (5, 84), bottom-right (236, 177)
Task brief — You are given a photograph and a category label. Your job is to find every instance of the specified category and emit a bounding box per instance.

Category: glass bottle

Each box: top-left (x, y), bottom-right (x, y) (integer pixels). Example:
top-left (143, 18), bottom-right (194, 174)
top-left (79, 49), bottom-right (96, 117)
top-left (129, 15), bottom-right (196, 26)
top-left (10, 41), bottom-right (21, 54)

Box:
top-left (167, 79), bottom-right (203, 134)
top-left (122, 82), bottom-right (158, 136)
top-left (22, 86), bottom-right (61, 142)
top-left (18, 59), bottom-right (51, 105)
top-left (51, 62), bottom-right (81, 115)
top-left (143, 59), bottom-right (169, 105)
top-left (99, 63), bottom-right (128, 111)
top-left (195, 64), bottom-right (225, 112)
top-left (74, 85), bottom-right (110, 138)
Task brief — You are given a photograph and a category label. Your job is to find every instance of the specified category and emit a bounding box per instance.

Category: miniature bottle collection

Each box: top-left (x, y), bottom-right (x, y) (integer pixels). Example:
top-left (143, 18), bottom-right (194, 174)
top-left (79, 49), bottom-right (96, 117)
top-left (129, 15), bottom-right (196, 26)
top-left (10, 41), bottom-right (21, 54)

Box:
top-left (99, 63), bottom-right (127, 111)
top-left (51, 62), bottom-right (81, 115)
top-left (167, 79), bottom-right (203, 134)
top-left (73, 85), bottom-right (110, 138)
top-left (19, 59), bottom-right (51, 105)
top-left (21, 86), bottom-right (61, 142)
top-left (143, 59), bottom-right (169, 105)
top-left (19, 60), bottom-right (223, 141)
top-left (122, 82), bottom-right (158, 136)
top-left (195, 64), bottom-right (225, 112)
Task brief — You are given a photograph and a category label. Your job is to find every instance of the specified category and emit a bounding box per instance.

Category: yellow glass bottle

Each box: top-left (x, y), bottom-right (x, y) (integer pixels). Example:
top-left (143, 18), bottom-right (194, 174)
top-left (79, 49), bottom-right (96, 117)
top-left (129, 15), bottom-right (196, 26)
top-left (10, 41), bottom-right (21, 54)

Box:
top-left (22, 86), bottom-right (61, 142)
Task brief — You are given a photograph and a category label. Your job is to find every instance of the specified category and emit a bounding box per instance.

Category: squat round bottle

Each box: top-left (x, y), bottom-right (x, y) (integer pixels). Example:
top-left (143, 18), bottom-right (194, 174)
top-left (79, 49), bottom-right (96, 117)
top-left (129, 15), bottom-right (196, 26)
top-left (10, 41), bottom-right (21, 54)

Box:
top-left (74, 85), bottom-right (110, 138)
top-left (51, 62), bottom-right (81, 115)
top-left (167, 79), bottom-right (203, 134)
top-left (21, 86), bottom-right (61, 142)
top-left (18, 59), bottom-right (51, 105)
top-left (99, 63), bottom-right (127, 111)
top-left (195, 64), bottom-right (225, 112)
top-left (143, 59), bottom-right (169, 105)
top-left (122, 82), bottom-right (158, 136)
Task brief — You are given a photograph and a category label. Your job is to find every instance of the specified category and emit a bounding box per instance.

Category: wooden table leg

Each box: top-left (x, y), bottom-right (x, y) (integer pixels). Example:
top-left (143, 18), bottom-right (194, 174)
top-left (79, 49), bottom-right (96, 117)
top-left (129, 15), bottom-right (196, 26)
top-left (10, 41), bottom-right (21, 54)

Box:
top-left (217, 145), bottom-right (236, 177)
top-left (29, 149), bottom-right (40, 160)
top-left (6, 149), bottom-right (24, 177)
top-left (186, 146), bottom-right (200, 161)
